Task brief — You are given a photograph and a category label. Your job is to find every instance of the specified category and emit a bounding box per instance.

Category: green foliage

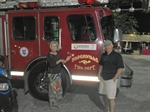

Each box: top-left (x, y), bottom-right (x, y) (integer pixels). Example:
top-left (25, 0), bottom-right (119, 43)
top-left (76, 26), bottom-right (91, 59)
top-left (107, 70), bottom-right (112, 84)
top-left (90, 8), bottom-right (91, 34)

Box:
top-left (114, 12), bottom-right (139, 34)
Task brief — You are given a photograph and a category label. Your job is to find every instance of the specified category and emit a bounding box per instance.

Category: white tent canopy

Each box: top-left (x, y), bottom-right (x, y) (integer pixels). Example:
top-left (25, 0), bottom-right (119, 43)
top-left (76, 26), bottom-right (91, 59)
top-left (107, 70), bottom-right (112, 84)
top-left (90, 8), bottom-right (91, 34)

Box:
top-left (123, 34), bottom-right (150, 42)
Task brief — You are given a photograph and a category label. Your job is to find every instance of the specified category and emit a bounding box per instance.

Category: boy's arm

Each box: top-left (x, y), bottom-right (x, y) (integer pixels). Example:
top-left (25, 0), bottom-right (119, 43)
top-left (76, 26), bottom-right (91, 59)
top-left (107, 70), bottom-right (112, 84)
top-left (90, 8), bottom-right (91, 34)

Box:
top-left (98, 65), bottom-right (103, 80)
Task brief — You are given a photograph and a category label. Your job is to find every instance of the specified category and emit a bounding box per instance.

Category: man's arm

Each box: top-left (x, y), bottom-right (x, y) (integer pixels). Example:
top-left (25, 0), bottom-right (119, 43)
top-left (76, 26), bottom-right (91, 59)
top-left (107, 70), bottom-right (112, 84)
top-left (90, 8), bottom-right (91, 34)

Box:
top-left (113, 68), bottom-right (124, 82)
top-left (98, 65), bottom-right (103, 80)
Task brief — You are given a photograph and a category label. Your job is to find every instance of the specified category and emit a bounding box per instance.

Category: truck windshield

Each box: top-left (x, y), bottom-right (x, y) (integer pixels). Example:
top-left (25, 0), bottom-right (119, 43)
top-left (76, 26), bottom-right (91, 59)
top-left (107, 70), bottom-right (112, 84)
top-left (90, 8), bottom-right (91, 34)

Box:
top-left (100, 15), bottom-right (114, 41)
top-left (67, 14), bottom-right (97, 41)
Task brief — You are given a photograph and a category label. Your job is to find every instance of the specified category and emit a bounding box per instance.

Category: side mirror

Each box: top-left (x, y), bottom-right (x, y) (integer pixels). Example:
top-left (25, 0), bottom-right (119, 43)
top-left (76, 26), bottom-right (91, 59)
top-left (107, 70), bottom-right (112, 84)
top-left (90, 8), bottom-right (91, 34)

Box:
top-left (113, 28), bottom-right (122, 43)
top-left (0, 55), bottom-right (4, 67)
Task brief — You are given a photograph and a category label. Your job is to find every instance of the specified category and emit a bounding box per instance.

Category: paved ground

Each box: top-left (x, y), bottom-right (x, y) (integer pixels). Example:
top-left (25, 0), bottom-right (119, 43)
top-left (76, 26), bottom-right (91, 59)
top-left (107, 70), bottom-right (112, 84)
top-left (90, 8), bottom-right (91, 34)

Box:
top-left (15, 54), bottom-right (150, 112)
top-left (115, 54), bottom-right (150, 112)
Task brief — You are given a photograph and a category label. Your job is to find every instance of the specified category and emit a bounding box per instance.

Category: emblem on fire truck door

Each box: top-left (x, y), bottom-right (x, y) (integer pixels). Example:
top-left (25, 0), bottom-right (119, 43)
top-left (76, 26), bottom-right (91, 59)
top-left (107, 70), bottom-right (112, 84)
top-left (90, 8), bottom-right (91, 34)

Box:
top-left (19, 47), bottom-right (29, 57)
top-left (71, 44), bottom-right (96, 50)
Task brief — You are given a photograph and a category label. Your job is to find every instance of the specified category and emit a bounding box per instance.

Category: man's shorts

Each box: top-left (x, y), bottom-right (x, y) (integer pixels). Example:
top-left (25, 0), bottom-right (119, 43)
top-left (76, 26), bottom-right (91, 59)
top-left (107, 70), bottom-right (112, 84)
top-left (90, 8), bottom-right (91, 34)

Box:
top-left (99, 78), bottom-right (118, 99)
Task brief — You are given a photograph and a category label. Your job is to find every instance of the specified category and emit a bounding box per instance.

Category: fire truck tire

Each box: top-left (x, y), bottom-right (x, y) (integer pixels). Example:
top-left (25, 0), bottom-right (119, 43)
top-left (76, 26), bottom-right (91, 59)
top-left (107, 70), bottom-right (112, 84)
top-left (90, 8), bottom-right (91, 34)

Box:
top-left (28, 61), bottom-right (48, 101)
top-left (28, 60), bottom-right (71, 101)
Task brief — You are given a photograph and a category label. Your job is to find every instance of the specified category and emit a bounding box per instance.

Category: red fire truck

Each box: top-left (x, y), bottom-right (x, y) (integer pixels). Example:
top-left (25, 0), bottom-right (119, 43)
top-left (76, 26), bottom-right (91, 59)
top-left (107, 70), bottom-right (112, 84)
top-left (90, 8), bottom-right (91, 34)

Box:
top-left (0, 0), bottom-right (123, 101)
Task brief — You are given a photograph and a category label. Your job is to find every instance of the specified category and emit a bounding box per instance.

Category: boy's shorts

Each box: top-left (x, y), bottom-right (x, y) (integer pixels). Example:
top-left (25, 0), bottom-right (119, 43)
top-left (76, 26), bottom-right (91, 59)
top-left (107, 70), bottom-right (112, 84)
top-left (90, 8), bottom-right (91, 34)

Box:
top-left (99, 78), bottom-right (118, 99)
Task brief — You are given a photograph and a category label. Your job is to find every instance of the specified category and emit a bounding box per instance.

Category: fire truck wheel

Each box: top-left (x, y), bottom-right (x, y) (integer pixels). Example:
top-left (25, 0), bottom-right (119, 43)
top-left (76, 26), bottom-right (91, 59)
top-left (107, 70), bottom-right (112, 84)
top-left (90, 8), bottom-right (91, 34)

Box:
top-left (28, 60), bottom-right (71, 101)
top-left (28, 60), bottom-right (49, 101)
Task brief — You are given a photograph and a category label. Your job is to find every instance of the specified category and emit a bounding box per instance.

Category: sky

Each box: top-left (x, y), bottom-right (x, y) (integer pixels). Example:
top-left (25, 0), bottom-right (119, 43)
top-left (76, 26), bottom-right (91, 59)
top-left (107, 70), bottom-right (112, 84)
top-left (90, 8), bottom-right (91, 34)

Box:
top-left (134, 12), bottom-right (150, 32)
top-left (118, 1), bottom-right (150, 33)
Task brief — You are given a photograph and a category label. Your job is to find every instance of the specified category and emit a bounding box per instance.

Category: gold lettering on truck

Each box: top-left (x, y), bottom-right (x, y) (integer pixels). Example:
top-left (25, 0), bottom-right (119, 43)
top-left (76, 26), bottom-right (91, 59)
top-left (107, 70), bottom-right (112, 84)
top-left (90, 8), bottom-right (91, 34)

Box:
top-left (72, 54), bottom-right (98, 63)
top-left (72, 54), bottom-right (98, 71)
top-left (79, 60), bottom-right (91, 65)
top-left (74, 64), bottom-right (83, 70)
top-left (84, 65), bottom-right (95, 70)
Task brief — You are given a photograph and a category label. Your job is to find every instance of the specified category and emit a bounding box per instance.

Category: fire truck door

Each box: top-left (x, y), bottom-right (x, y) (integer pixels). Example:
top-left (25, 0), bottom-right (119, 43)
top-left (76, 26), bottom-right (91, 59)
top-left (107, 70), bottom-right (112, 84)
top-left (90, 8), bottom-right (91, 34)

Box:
top-left (39, 12), bottom-right (66, 55)
top-left (63, 14), bottom-right (101, 78)
top-left (8, 12), bottom-right (39, 71)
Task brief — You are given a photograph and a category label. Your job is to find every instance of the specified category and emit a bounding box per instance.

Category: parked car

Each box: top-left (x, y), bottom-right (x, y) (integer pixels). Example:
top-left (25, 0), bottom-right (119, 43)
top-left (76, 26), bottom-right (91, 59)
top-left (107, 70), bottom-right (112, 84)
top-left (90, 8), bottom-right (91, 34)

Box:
top-left (122, 48), bottom-right (134, 54)
top-left (0, 55), bottom-right (18, 112)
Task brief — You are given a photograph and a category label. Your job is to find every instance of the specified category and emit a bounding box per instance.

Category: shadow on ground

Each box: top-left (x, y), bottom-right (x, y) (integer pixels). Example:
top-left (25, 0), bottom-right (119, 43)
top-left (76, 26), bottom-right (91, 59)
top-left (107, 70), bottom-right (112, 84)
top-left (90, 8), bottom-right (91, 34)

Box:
top-left (67, 84), bottom-right (106, 110)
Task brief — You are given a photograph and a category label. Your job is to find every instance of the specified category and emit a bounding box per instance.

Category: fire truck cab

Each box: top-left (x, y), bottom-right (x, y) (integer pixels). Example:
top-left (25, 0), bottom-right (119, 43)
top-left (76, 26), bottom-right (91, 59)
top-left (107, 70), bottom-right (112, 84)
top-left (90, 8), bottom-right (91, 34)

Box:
top-left (0, 0), bottom-right (123, 101)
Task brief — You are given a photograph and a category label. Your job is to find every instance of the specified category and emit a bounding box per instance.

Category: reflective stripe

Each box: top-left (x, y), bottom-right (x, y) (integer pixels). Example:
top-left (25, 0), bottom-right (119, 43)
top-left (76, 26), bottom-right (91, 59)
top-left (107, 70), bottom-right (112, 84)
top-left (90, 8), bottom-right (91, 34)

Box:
top-left (10, 71), bottom-right (100, 82)
top-left (72, 75), bottom-right (100, 82)
top-left (11, 71), bottom-right (24, 76)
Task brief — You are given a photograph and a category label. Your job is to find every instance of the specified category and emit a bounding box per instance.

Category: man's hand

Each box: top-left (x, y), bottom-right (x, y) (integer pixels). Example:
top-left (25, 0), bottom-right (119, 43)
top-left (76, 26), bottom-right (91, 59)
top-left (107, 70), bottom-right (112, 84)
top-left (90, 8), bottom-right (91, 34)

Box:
top-left (98, 65), bottom-right (103, 81)
top-left (112, 77), bottom-right (117, 82)
top-left (113, 68), bottom-right (124, 82)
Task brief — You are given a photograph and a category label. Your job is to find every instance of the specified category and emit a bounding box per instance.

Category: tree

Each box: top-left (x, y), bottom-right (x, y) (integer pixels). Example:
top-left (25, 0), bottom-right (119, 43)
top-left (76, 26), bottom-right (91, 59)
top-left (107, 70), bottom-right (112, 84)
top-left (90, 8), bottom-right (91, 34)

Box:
top-left (114, 12), bottom-right (139, 34)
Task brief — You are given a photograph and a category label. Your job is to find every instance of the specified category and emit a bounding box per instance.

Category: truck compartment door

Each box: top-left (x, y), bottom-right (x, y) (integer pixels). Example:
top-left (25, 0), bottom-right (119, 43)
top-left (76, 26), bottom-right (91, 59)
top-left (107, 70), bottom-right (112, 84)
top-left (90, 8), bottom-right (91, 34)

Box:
top-left (8, 12), bottom-right (39, 71)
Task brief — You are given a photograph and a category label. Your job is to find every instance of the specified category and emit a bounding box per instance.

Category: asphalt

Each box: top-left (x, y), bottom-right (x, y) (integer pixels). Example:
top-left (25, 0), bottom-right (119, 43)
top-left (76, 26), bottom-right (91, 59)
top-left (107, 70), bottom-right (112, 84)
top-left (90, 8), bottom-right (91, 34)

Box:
top-left (115, 54), bottom-right (150, 112)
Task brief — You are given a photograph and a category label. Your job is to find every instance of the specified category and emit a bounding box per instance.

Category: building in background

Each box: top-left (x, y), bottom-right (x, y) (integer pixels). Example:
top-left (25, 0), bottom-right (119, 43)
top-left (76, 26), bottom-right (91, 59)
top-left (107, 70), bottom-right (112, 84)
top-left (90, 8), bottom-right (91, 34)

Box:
top-left (122, 34), bottom-right (150, 54)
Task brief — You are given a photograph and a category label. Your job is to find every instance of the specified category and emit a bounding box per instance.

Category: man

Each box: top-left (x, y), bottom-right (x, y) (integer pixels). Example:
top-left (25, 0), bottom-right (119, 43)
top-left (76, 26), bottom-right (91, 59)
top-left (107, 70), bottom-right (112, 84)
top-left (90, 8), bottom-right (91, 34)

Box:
top-left (98, 40), bottom-right (124, 112)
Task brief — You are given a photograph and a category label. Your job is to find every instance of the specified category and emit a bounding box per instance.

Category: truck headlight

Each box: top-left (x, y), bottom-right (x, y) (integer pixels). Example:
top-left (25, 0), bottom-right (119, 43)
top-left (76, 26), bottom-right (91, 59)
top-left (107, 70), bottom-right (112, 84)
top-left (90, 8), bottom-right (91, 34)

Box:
top-left (0, 83), bottom-right (9, 91)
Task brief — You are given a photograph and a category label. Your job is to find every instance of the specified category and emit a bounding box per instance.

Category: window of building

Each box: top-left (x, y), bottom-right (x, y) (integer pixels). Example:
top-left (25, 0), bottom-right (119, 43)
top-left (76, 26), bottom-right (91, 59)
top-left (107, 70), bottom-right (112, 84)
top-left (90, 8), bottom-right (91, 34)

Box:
top-left (44, 16), bottom-right (59, 41)
top-left (12, 16), bottom-right (36, 40)
top-left (67, 14), bottom-right (97, 41)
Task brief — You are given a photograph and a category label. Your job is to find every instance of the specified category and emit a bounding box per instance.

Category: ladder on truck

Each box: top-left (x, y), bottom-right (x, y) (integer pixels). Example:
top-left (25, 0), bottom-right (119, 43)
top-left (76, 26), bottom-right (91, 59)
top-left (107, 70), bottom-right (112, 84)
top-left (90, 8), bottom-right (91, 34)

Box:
top-left (0, 0), bottom-right (109, 9)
